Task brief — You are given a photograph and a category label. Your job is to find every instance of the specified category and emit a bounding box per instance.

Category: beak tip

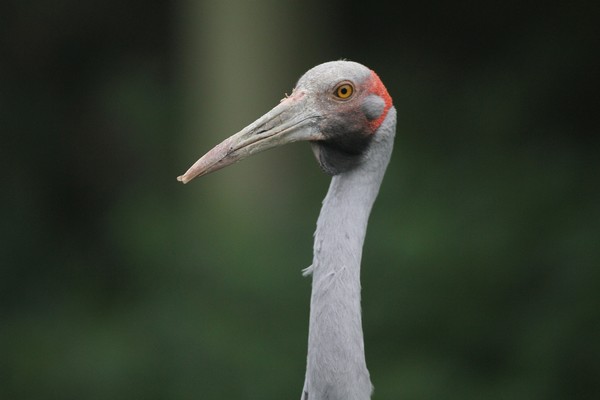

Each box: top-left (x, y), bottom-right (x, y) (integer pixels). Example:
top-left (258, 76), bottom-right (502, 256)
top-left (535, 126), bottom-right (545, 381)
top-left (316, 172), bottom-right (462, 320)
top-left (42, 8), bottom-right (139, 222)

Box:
top-left (177, 175), bottom-right (188, 184)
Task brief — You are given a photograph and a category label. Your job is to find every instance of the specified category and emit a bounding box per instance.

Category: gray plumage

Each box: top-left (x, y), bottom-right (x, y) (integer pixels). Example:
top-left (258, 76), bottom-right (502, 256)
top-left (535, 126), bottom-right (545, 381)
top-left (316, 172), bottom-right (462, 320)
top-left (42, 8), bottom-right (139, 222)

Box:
top-left (177, 61), bottom-right (396, 400)
top-left (303, 107), bottom-right (395, 400)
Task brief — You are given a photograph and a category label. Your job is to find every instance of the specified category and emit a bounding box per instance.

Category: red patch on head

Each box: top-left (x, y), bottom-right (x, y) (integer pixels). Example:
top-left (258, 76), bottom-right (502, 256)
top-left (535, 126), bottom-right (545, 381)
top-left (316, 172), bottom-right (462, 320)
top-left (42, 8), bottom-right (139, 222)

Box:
top-left (367, 70), bottom-right (393, 133)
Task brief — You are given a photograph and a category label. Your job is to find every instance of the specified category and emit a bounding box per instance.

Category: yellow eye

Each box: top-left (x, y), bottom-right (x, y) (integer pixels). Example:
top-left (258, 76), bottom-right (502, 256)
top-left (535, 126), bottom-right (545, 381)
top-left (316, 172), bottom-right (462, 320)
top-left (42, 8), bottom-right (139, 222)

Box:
top-left (335, 83), bottom-right (354, 99)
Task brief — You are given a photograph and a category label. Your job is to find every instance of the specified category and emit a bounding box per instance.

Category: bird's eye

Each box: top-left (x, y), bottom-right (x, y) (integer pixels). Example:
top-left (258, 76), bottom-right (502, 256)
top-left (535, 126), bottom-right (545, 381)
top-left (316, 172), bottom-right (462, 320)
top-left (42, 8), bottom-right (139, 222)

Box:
top-left (334, 83), bottom-right (354, 99)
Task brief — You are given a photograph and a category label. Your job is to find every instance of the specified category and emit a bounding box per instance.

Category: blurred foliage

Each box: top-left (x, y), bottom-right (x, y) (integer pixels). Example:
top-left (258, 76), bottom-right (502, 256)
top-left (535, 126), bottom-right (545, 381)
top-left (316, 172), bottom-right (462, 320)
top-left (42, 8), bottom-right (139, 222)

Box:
top-left (1, 0), bottom-right (599, 399)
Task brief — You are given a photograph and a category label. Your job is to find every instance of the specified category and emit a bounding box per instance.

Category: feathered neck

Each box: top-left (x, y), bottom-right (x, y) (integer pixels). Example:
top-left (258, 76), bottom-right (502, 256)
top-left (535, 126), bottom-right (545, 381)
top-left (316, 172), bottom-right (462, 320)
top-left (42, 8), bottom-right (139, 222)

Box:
top-left (302, 108), bottom-right (396, 400)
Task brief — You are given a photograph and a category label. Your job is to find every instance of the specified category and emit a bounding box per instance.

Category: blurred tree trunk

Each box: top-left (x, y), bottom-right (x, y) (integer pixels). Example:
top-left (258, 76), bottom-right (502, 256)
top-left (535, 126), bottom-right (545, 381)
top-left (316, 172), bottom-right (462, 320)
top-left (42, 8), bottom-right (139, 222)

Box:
top-left (176, 0), bottom-right (334, 204)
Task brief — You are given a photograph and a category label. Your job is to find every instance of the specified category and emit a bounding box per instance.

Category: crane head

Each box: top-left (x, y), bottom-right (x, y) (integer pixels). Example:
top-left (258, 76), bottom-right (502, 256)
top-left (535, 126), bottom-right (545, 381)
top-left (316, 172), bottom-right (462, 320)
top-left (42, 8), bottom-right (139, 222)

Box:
top-left (177, 60), bottom-right (393, 183)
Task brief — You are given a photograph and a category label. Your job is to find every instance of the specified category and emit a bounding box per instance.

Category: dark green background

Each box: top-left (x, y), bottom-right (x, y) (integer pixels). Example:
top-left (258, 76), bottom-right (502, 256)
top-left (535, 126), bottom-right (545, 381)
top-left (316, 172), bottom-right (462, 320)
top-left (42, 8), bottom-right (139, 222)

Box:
top-left (2, 1), bottom-right (598, 399)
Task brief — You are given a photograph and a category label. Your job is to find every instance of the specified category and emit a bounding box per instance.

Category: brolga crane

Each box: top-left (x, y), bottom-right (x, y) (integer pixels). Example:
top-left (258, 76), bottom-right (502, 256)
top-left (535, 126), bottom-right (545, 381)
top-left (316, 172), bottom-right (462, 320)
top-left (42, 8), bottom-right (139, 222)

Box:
top-left (178, 61), bottom-right (396, 400)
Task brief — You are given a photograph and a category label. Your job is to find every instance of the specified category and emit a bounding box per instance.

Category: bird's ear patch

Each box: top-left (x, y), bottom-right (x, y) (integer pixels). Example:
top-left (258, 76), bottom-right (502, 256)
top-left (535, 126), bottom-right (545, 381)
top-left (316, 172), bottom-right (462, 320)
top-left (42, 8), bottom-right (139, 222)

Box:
top-left (362, 95), bottom-right (386, 121)
top-left (368, 70), bottom-right (393, 132)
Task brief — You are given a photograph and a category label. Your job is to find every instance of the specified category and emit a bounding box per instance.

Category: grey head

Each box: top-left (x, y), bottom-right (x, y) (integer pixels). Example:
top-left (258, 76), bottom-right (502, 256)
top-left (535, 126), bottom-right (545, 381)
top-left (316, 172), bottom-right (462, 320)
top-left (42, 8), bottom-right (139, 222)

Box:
top-left (295, 61), bottom-right (394, 175)
top-left (177, 60), bottom-right (394, 183)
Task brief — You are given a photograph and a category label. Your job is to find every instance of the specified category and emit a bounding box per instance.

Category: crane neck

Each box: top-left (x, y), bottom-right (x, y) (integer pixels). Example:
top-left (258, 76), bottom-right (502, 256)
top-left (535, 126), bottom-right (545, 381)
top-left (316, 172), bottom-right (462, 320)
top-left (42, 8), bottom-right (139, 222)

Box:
top-left (302, 107), bottom-right (396, 400)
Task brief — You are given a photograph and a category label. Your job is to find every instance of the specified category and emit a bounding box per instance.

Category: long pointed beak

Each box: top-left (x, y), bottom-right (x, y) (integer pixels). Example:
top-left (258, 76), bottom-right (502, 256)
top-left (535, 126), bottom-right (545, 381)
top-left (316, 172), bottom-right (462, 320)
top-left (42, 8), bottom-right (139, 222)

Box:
top-left (177, 92), bottom-right (322, 184)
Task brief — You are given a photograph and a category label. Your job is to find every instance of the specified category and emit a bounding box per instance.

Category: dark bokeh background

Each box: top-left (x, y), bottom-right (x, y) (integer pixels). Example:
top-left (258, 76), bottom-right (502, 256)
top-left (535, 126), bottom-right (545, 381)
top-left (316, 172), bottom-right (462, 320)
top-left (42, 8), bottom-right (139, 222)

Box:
top-left (2, 1), bottom-right (599, 399)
